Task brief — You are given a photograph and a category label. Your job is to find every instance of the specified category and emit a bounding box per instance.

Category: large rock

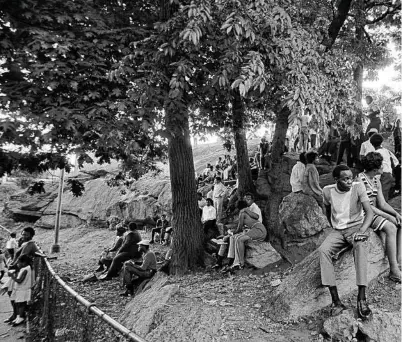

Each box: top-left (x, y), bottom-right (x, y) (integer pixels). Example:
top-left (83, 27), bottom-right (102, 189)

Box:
top-left (279, 192), bottom-right (330, 239)
top-left (323, 309), bottom-right (401, 342)
top-left (120, 272), bottom-right (179, 338)
top-left (245, 241), bottom-right (282, 269)
top-left (266, 233), bottom-right (389, 321)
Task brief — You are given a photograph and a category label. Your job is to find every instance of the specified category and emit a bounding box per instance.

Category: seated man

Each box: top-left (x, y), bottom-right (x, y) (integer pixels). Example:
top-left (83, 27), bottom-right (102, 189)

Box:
top-left (120, 240), bottom-right (157, 297)
top-left (99, 222), bottom-right (142, 280)
top-left (202, 198), bottom-right (218, 243)
top-left (95, 226), bottom-right (126, 273)
top-left (150, 214), bottom-right (170, 244)
top-left (318, 165), bottom-right (374, 319)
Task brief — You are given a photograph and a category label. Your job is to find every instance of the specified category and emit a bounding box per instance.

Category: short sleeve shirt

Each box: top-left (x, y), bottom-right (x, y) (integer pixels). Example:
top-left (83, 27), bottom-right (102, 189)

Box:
top-left (140, 251), bottom-right (157, 271)
top-left (248, 203), bottom-right (262, 223)
top-left (323, 182), bottom-right (369, 230)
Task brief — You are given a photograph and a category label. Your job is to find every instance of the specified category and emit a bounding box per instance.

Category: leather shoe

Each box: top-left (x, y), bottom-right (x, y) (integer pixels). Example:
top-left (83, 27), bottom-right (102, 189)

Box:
top-left (357, 299), bottom-right (372, 320)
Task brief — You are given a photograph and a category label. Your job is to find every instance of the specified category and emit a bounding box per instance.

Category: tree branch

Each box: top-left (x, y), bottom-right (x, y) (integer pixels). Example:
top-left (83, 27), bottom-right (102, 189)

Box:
top-left (366, 4), bottom-right (401, 24)
top-left (321, 0), bottom-right (353, 51)
top-left (363, 27), bottom-right (372, 44)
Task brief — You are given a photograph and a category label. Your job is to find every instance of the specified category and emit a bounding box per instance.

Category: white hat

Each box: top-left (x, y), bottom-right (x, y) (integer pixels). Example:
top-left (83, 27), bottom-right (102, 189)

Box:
top-left (138, 239), bottom-right (151, 246)
top-left (368, 128), bottom-right (378, 134)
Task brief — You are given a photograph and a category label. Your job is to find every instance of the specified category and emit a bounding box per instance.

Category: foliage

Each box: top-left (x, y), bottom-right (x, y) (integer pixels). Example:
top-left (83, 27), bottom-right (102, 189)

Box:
top-left (27, 181), bottom-right (46, 195)
top-left (66, 179), bottom-right (85, 197)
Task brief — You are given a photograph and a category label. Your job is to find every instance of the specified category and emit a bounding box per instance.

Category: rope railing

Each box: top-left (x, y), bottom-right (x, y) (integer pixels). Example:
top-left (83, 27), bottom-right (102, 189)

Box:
top-left (0, 225), bottom-right (147, 342)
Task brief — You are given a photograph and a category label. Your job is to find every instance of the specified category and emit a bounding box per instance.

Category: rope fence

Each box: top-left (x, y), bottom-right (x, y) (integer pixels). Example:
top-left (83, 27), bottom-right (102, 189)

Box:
top-left (0, 225), bottom-right (147, 342)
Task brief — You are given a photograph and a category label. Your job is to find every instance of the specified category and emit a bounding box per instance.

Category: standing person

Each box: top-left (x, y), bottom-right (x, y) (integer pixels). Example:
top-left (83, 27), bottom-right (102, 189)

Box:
top-left (120, 240), bottom-right (157, 297)
top-left (150, 214), bottom-right (170, 244)
top-left (318, 165), bottom-right (374, 319)
top-left (357, 152), bottom-right (401, 282)
top-left (0, 250), bottom-right (6, 283)
top-left (7, 255), bottom-right (32, 326)
top-left (365, 95), bottom-right (381, 133)
top-left (259, 138), bottom-right (270, 170)
top-left (6, 232), bottom-right (18, 262)
top-left (100, 222), bottom-right (142, 280)
top-left (336, 125), bottom-right (352, 167)
top-left (213, 177), bottom-right (226, 223)
top-left (10, 227), bottom-right (44, 266)
top-left (370, 134), bottom-right (399, 201)
top-left (202, 198), bottom-right (218, 242)
top-left (290, 152), bottom-right (307, 193)
top-left (359, 128), bottom-right (377, 159)
top-left (309, 121), bottom-right (318, 149)
top-left (302, 151), bottom-right (324, 211)
top-left (298, 109), bottom-right (311, 152)
top-left (95, 226), bottom-right (126, 273)
top-left (393, 119), bottom-right (401, 160)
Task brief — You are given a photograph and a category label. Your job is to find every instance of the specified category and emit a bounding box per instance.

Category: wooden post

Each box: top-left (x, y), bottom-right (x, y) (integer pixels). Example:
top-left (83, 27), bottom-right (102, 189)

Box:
top-left (51, 168), bottom-right (64, 253)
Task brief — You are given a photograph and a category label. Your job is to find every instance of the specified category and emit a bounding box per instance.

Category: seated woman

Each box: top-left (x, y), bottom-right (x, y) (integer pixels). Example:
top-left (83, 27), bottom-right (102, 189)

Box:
top-left (358, 152), bottom-right (401, 282)
top-left (95, 226), bottom-right (126, 273)
top-left (302, 151), bottom-right (324, 212)
top-left (228, 200), bottom-right (267, 271)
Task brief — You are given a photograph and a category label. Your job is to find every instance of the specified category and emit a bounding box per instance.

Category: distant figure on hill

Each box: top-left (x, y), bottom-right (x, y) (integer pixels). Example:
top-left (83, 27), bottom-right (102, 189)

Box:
top-left (201, 198), bottom-right (218, 242)
top-left (150, 214), bottom-right (170, 244)
top-left (290, 152), bottom-right (307, 193)
top-left (298, 109), bottom-right (311, 152)
top-left (213, 177), bottom-right (227, 223)
top-left (359, 128), bottom-right (377, 159)
top-left (259, 138), bottom-right (270, 170)
top-left (6, 232), bottom-right (18, 261)
top-left (197, 192), bottom-right (207, 218)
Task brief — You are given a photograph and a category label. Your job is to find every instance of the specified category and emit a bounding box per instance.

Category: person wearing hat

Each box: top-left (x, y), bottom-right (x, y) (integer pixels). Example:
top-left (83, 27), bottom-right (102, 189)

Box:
top-left (120, 240), bottom-right (157, 297)
top-left (359, 128), bottom-right (378, 159)
top-left (95, 226), bottom-right (126, 273)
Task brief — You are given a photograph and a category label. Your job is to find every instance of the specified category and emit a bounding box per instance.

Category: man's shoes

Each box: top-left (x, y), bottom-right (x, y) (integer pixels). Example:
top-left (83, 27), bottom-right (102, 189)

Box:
top-left (330, 302), bottom-right (347, 316)
top-left (211, 263), bottom-right (222, 270)
top-left (388, 273), bottom-right (401, 283)
top-left (95, 265), bottom-right (105, 272)
top-left (357, 299), bottom-right (372, 320)
top-left (4, 315), bottom-right (15, 323)
top-left (12, 317), bottom-right (25, 326)
top-left (98, 274), bottom-right (113, 281)
top-left (220, 265), bottom-right (231, 274)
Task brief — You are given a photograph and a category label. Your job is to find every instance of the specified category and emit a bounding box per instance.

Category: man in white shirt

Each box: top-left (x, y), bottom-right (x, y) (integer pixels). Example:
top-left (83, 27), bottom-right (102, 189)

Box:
top-left (202, 198), bottom-right (218, 242)
top-left (244, 193), bottom-right (262, 223)
top-left (290, 152), bottom-right (307, 193)
top-left (370, 133), bottom-right (399, 201)
top-left (359, 128), bottom-right (377, 159)
top-left (197, 192), bottom-right (207, 218)
top-left (213, 177), bottom-right (227, 222)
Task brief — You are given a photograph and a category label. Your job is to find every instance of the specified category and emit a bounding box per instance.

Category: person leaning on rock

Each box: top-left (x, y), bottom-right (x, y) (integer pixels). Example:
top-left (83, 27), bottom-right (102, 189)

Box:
top-left (318, 165), bottom-right (374, 320)
top-left (99, 222), bottom-right (142, 280)
top-left (120, 240), bottom-right (157, 297)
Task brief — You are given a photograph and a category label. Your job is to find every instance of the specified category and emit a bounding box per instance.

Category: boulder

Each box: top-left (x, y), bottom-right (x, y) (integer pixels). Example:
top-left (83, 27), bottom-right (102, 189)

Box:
top-left (266, 233), bottom-right (389, 321)
top-left (279, 192), bottom-right (330, 240)
top-left (120, 272), bottom-right (179, 338)
top-left (323, 309), bottom-right (401, 342)
top-left (245, 241), bottom-right (282, 269)
top-left (35, 213), bottom-right (84, 229)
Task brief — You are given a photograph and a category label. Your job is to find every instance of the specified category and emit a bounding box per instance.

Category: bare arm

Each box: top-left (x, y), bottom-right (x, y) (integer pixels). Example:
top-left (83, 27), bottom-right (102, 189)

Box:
top-left (325, 204), bottom-right (332, 227)
top-left (243, 208), bottom-right (259, 221)
top-left (375, 183), bottom-right (401, 224)
top-left (9, 269), bottom-right (27, 284)
top-left (235, 210), bottom-right (246, 234)
top-left (359, 201), bottom-right (374, 234)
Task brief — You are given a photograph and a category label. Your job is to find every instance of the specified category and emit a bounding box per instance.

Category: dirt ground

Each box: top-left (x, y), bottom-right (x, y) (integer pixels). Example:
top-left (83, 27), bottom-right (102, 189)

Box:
top-left (0, 215), bottom-right (400, 342)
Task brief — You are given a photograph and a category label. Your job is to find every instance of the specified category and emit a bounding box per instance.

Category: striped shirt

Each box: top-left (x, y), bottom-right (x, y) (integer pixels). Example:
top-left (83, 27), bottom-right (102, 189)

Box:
top-left (323, 182), bottom-right (369, 230)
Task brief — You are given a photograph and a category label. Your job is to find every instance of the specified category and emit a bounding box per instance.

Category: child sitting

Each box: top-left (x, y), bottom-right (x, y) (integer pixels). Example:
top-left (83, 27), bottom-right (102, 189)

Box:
top-left (7, 255), bottom-right (32, 326)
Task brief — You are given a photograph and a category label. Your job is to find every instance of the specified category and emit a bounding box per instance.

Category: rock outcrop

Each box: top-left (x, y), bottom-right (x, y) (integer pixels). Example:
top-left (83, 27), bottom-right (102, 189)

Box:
top-left (120, 272), bottom-right (179, 338)
top-left (323, 309), bottom-right (401, 342)
top-left (266, 233), bottom-right (389, 321)
top-left (279, 192), bottom-right (329, 240)
top-left (245, 241), bottom-right (282, 269)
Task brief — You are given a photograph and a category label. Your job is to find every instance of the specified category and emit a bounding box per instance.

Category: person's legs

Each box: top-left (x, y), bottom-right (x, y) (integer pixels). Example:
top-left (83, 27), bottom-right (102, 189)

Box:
top-left (310, 134), bottom-right (316, 148)
top-left (233, 234), bottom-right (251, 267)
top-left (150, 227), bottom-right (161, 243)
top-left (336, 141), bottom-right (347, 165)
top-left (318, 230), bottom-right (348, 287)
top-left (215, 198), bottom-right (223, 223)
top-left (380, 172), bottom-right (394, 202)
top-left (380, 222), bottom-right (401, 278)
top-left (105, 252), bottom-right (132, 278)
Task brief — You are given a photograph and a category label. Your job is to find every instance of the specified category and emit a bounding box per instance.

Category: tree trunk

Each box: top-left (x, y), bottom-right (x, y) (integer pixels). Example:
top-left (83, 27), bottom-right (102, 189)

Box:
top-left (232, 90), bottom-right (255, 198)
top-left (265, 106), bottom-right (290, 243)
top-left (166, 107), bottom-right (204, 275)
top-left (353, 0), bottom-right (365, 103)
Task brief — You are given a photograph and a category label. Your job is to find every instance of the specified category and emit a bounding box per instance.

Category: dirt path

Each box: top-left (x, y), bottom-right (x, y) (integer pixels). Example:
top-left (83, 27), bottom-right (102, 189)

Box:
top-left (0, 276), bottom-right (26, 342)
